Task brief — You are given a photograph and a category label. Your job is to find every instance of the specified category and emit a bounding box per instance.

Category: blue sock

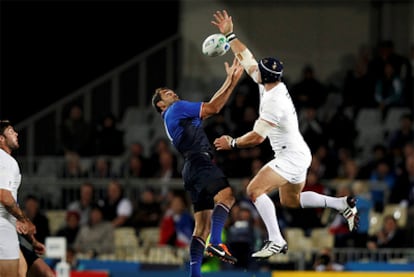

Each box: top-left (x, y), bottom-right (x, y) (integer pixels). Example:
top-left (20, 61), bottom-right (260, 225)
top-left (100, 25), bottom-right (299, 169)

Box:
top-left (189, 236), bottom-right (205, 277)
top-left (209, 203), bottom-right (229, 245)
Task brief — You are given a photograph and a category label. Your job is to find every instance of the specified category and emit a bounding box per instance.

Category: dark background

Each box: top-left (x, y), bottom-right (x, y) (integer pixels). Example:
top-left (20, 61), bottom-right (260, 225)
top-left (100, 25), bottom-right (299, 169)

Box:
top-left (0, 0), bottom-right (179, 123)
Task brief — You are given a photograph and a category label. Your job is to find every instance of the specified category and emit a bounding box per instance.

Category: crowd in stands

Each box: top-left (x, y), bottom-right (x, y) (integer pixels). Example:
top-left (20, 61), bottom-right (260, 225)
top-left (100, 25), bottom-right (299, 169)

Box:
top-left (23, 40), bottom-right (414, 270)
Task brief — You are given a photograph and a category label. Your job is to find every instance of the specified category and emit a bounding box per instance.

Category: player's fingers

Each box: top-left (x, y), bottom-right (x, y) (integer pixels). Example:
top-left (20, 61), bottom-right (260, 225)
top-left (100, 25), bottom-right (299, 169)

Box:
top-left (213, 13), bottom-right (221, 22)
top-left (215, 10), bottom-right (224, 20)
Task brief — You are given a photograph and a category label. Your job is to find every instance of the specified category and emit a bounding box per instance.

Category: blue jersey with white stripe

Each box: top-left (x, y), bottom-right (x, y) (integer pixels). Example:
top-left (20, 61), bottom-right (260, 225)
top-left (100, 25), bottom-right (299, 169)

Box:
top-left (162, 100), bottom-right (213, 155)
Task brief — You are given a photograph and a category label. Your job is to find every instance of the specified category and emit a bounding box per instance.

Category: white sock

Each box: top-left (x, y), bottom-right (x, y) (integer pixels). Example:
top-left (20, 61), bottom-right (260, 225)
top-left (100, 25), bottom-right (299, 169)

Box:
top-left (253, 194), bottom-right (285, 244)
top-left (300, 191), bottom-right (347, 211)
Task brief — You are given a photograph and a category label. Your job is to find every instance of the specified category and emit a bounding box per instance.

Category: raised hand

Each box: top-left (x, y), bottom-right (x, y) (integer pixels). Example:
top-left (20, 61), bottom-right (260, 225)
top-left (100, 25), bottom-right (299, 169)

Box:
top-left (211, 10), bottom-right (233, 35)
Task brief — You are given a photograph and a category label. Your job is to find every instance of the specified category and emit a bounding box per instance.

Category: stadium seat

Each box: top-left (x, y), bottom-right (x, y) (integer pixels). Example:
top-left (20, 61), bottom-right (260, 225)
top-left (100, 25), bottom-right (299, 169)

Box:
top-left (355, 108), bottom-right (382, 131)
top-left (114, 227), bottom-right (140, 260)
top-left (368, 209), bottom-right (383, 236)
top-left (120, 107), bottom-right (142, 130)
top-left (45, 210), bottom-right (67, 235)
top-left (383, 107), bottom-right (412, 135)
top-left (283, 227), bottom-right (312, 262)
top-left (310, 227), bottom-right (334, 250)
top-left (284, 227), bottom-right (307, 251)
top-left (383, 204), bottom-right (407, 228)
top-left (138, 227), bottom-right (161, 249)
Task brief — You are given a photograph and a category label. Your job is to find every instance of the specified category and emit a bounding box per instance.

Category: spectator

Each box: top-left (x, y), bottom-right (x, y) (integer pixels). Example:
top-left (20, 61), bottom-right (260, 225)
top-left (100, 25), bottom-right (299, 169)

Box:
top-left (123, 141), bottom-right (150, 167)
top-left (123, 155), bottom-right (151, 178)
top-left (334, 148), bottom-right (362, 181)
top-left (159, 193), bottom-right (194, 248)
top-left (298, 105), bottom-right (328, 153)
top-left (225, 203), bottom-right (262, 271)
top-left (95, 113), bottom-right (124, 156)
top-left (369, 159), bottom-right (396, 211)
top-left (149, 138), bottom-right (178, 176)
top-left (374, 62), bottom-right (404, 117)
top-left (389, 153), bottom-right (414, 208)
top-left (153, 150), bottom-right (181, 181)
top-left (100, 180), bottom-right (133, 228)
top-left (312, 145), bottom-right (338, 179)
top-left (59, 104), bottom-right (94, 156)
top-left (204, 111), bottom-right (231, 144)
top-left (129, 187), bottom-right (163, 231)
top-left (291, 64), bottom-right (328, 112)
top-left (391, 149), bottom-right (414, 244)
top-left (228, 76), bottom-right (259, 129)
top-left (325, 107), bottom-right (358, 154)
top-left (72, 203), bottom-right (114, 258)
top-left (55, 210), bottom-right (81, 247)
top-left (368, 40), bottom-right (412, 108)
top-left (367, 214), bottom-right (406, 249)
top-left (60, 151), bottom-right (87, 179)
top-left (342, 45), bottom-right (375, 114)
top-left (23, 195), bottom-right (50, 244)
top-left (359, 144), bottom-right (392, 179)
top-left (328, 184), bottom-right (354, 247)
top-left (313, 247), bottom-right (344, 271)
top-left (388, 113), bottom-right (414, 158)
top-left (232, 106), bottom-right (257, 138)
top-left (67, 182), bottom-right (96, 226)
top-left (89, 156), bottom-right (117, 178)
top-left (350, 180), bottom-right (373, 247)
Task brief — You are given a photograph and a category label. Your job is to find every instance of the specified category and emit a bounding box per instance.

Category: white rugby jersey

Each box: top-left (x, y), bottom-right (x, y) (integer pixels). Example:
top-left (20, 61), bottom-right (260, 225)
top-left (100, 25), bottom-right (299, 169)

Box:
top-left (258, 82), bottom-right (311, 157)
top-left (0, 148), bottom-right (21, 222)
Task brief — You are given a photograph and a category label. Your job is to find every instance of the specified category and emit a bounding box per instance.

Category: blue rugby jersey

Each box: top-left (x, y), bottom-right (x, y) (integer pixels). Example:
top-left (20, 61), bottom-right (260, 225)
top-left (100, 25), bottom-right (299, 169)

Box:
top-left (161, 100), bottom-right (213, 156)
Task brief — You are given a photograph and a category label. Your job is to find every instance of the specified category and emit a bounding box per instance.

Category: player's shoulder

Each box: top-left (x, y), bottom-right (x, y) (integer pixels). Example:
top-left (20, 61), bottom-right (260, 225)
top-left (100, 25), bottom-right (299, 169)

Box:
top-left (0, 150), bottom-right (17, 166)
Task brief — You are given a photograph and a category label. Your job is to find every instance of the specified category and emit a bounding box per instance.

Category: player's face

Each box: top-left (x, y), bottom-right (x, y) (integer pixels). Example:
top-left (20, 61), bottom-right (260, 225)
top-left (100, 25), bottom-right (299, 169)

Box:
top-left (160, 89), bottom-right (179, 107)
top-left (0, 126), bottom-right (19, 151)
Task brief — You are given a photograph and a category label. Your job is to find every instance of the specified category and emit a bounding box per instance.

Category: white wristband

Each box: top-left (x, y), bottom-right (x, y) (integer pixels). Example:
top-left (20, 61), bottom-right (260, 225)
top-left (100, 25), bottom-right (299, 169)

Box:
top-left (231, 138), bottom-right (238, 149)
top-left (226, 32), bottom-right (237, 43)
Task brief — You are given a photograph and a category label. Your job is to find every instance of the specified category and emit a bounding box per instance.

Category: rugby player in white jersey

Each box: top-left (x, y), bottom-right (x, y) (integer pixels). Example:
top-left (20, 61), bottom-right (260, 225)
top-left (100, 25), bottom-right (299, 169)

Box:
top-left (212, 10), bottom-right (359, 259)
top-left (0, 120), bottom-right (36, 276)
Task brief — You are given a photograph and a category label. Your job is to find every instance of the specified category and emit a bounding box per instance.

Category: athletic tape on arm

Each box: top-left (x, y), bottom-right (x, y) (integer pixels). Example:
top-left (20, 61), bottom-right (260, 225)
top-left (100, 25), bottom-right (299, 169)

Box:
top-left (236, 48), bottom-right (257, 73)
top-left (253, 119), bottom-right (271, 138)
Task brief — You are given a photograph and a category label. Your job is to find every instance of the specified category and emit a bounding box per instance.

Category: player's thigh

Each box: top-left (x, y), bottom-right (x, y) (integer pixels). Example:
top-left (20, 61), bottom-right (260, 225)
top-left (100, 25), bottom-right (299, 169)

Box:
top-left (27, 258), bottom-right (55, 277)
top-left (0, 259), bottom-right (19, 277)
top-left (18, 250), bottom-right (28, 277)
top-left (247, 165), bottom-right (288, 199)
top-left (279, 181), bottom-right (305, 208)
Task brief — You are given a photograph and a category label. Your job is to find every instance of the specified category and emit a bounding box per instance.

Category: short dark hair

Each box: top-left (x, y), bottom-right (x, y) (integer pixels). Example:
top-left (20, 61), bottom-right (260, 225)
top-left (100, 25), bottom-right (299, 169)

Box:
top-left (0, 120), bottom-right (12, 135)
top-left (152, 87), bottom-right (168, 114)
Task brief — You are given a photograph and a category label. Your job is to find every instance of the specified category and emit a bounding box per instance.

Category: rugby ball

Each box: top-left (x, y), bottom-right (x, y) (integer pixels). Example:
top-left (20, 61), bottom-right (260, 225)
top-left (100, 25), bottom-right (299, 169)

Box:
top-left (202, 33), bottom-right (230, 57)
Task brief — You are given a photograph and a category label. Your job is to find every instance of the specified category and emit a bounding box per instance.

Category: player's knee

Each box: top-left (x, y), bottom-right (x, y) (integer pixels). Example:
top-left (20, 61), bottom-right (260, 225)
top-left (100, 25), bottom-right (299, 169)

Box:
top-left (246, 185), bottom-right (263, 202)
top-left (215, 187), bottom-right (235, 207)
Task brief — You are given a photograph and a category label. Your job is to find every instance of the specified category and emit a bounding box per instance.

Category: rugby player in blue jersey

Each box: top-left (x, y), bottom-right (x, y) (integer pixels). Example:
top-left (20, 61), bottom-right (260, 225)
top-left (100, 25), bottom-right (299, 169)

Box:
top-left (152, 57), bottom-right (243, 277)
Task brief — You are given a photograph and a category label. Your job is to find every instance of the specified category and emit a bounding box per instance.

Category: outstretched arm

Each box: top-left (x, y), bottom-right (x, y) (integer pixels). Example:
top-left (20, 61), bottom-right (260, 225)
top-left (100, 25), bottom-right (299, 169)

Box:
top-left (201, 57), bottom-right (244, 119)
top-left (213, 117), bottom-right (273, 150)
top-left (214, 131), bottom-right (265, 151)
top-left (211, 10), bottom-right (260, 82)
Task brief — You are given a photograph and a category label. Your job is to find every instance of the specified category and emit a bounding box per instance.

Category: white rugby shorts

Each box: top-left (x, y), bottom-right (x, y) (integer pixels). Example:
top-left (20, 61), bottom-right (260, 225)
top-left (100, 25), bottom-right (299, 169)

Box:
top-left (265, 149), bottom-right (312, 184)
top-left (0, 217), bottom-right (19, 259)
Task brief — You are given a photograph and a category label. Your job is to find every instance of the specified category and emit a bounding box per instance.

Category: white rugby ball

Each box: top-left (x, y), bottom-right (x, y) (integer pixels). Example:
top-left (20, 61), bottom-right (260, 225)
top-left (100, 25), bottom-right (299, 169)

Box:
top-left (202, 33), bottom-right (230, 57)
